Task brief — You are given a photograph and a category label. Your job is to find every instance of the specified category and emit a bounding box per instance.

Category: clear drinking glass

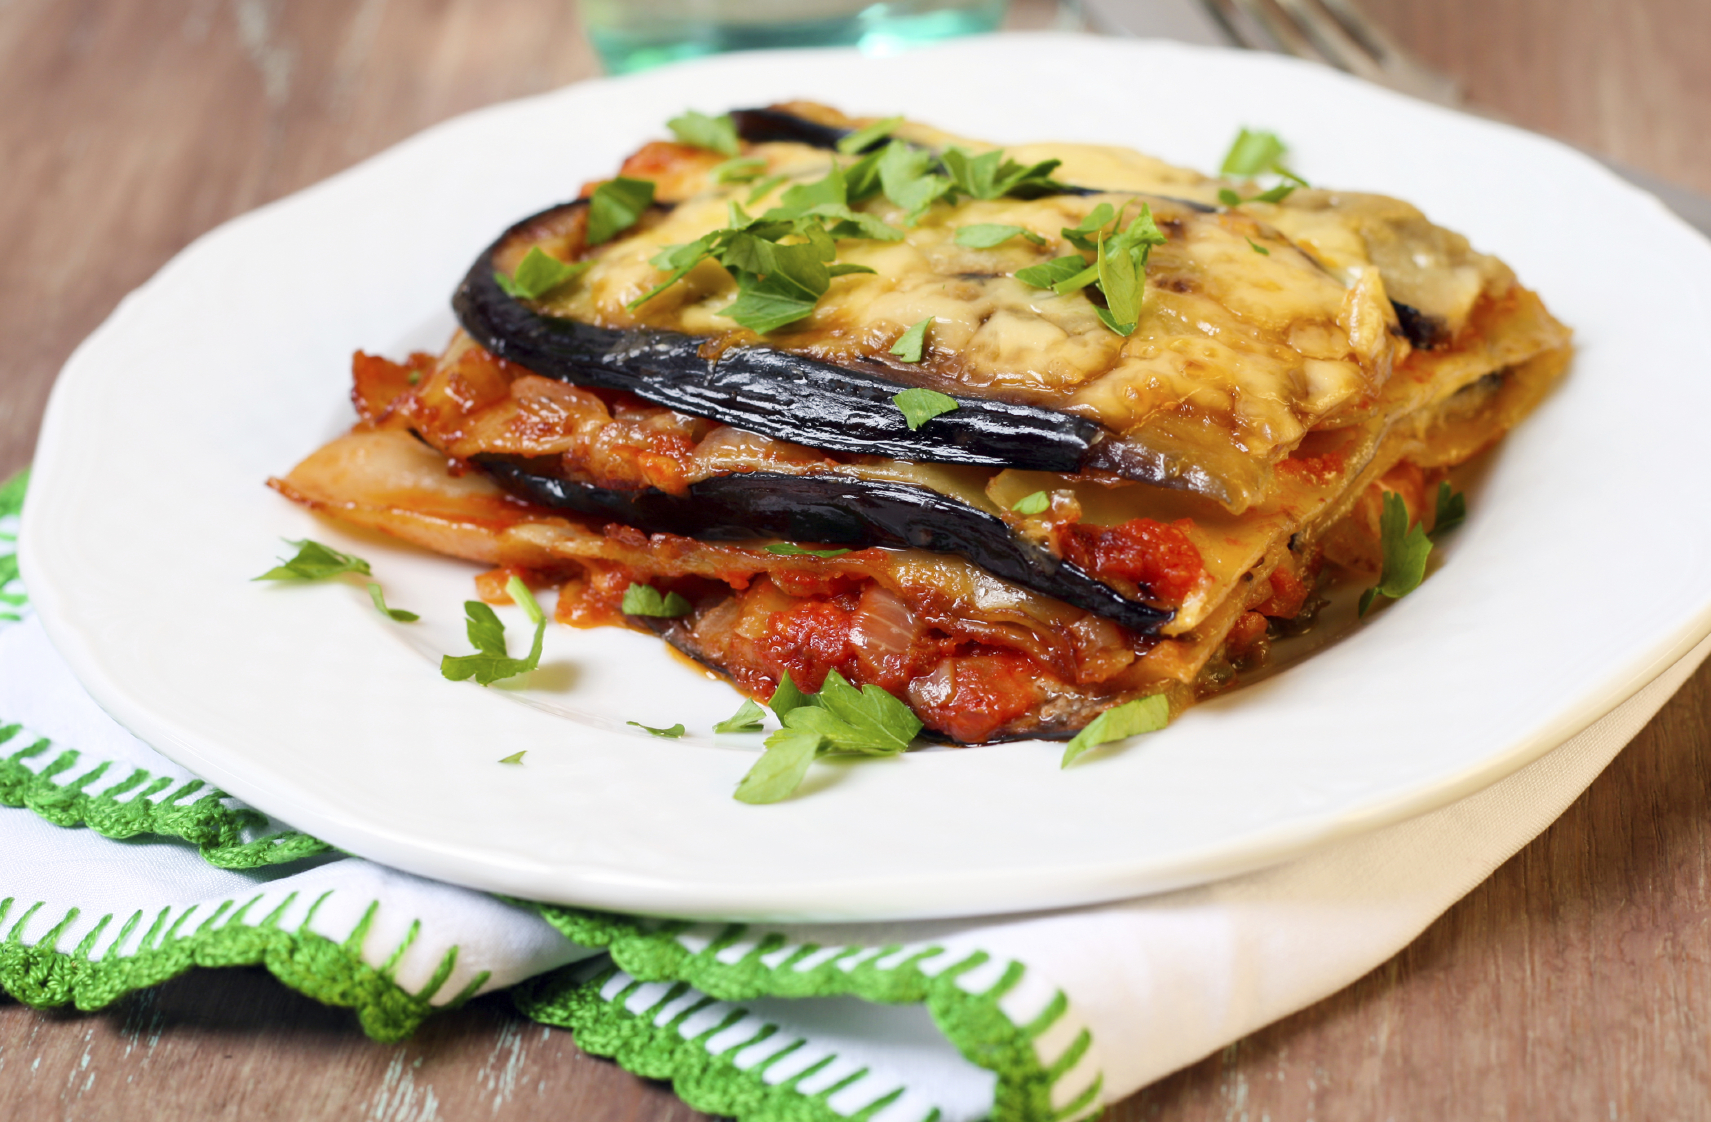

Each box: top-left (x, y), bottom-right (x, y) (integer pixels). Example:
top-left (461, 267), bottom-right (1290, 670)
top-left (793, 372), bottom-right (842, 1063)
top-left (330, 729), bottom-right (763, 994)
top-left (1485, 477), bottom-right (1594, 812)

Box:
top-left (582, 0), bottom-right (1011, 75)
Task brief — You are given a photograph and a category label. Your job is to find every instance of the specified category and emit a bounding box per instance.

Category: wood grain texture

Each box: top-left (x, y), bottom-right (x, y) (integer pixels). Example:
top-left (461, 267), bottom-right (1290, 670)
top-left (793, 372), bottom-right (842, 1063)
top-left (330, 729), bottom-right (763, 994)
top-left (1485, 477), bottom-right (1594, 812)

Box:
top-left (2, 1), bottom-right (1709, 1118)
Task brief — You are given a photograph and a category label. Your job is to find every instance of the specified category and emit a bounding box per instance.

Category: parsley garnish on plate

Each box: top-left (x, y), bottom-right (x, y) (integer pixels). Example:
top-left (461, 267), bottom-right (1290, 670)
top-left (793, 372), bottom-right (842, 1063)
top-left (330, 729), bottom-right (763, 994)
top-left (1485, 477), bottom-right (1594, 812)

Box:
top-left (1061, 694), bottom-right (1170, 767)
top-left (441, 576), bottom-right (546, 686)
top-left (586, 177), bottom-right (656, 246)
top-left (1358, 491), bottom-right (1434, 617)
top-left (366, 583), bottom-right (418, 622)
top-left (499, 751), bottom-right (526, 765)
top-left (629, 721), bottom-right (687, 738)
top-left (889, 317), bottom-right (932, 363)
top-left (734, 670), bottom-right (921, 804)
top-left (714, 698), bottom-right (768, 733)
top-left (667, 109), bottom-right (740, 156)
top-left (622, 582), bottom-right (691, 617)
top-left (1432, 481), bottom-right (1467, 536)
top-left (255, 539), bottom-right (371, 581)
top-left (892, 387), bottom-right (958, 429)
top-left (1012, 491), bottom-right (1050, 515)
top-left (765, 542), bottom-right (853, 558)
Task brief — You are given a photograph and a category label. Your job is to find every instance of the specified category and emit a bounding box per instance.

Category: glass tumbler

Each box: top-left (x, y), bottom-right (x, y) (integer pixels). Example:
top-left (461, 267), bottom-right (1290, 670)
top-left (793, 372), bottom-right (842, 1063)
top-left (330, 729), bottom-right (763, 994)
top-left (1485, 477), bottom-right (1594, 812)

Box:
top-left (582, 0), bottom-right (1011, 75)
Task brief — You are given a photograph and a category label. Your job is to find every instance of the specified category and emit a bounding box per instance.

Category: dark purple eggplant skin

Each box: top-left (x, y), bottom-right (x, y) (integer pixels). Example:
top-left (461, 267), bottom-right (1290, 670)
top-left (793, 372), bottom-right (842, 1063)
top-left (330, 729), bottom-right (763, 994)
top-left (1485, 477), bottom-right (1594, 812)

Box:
top-left (474, 457), bottom-right (1173, 636)
top-left (1391, 300), bottom-right (1449, 350)
top-left (453, 207), bottom-right (1108, 472)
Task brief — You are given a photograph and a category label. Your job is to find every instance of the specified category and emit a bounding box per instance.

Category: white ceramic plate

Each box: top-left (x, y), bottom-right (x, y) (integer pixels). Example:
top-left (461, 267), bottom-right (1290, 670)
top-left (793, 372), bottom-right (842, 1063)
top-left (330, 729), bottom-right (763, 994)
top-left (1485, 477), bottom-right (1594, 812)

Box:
top-left (23, 35), bottom-right (1711, 922)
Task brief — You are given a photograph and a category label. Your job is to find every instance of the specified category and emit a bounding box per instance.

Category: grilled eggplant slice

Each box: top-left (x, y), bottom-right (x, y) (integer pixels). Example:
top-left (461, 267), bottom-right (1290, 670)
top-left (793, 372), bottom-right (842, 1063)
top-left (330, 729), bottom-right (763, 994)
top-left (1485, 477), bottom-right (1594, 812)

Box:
top-left (475, 458), bottom-right (1173, 633)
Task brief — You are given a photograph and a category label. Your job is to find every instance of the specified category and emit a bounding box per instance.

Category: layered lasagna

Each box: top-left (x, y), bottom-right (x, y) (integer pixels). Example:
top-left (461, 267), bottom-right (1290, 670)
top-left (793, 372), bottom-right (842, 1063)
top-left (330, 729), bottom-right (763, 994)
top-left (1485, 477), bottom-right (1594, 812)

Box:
top-left (274, 104), bottom-right (1570, 751)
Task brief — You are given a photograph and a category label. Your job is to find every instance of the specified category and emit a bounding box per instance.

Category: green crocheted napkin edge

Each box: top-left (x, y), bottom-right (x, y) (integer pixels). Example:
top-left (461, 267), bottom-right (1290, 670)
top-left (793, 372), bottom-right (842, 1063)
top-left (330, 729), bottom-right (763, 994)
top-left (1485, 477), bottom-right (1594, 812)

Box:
top-left (0, 467), bottom-right (1101, 1122)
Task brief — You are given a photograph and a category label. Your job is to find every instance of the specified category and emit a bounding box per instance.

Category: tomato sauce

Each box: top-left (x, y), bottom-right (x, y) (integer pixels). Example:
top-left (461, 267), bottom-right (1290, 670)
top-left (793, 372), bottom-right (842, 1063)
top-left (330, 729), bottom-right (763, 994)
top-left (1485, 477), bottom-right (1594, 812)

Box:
top-left (1059, 518), bottom-right (1205, 606)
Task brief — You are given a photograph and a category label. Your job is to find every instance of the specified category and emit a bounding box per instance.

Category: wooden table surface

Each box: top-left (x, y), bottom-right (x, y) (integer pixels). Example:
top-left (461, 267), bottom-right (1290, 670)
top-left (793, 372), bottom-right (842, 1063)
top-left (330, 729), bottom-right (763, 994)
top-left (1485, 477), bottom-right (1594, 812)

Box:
top-left (3, 1), bottom-right (1709, 1117)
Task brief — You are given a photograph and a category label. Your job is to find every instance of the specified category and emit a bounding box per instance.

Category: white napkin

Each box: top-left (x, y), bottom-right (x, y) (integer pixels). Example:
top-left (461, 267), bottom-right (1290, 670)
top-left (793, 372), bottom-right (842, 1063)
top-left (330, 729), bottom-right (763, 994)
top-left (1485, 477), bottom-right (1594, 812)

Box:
top-left (4, 513), bottom-right (1701, 1118)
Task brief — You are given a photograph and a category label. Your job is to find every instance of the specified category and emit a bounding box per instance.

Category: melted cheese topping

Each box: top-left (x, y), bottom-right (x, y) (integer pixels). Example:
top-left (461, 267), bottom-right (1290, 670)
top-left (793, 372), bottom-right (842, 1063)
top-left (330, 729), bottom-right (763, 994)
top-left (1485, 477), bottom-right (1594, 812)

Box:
top-left (506, 112), bottom-right (1563, 513)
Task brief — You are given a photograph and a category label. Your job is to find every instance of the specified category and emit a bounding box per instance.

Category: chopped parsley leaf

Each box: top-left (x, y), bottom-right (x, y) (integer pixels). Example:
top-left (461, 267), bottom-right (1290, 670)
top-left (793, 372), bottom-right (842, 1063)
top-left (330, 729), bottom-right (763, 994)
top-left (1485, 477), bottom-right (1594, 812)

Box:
top-left (941, 146), bottom-right (1063, 200)
top-left (1220, 128), bottom-right (1289, 178)
top-left (1246, 237), bottom-right (1271, 255)
top-left (667, 109), bottom-right (740, 156)
top-left (733, 727), bottom-right (821, 804)
top-left (1061, 203), bottom-right (1115, 251)
top-left (255, 539), bottom-right (371, 581)
top-left (1012, 491), bottom-right (1050, 515)
top-left (499, 751), bottom-right (526, 765)
top-left (745, 173), bottom-right (787, 204)
top-left (1016, 255), bottom-right (1094, 290)
top-left (736, 669), bottom-right (921, 803)
top-left (1358, 491), bottom-right (1434, 617)
top-left (954, 223), bottom-right (1047, 249)
top-left (441, 577), bottom-right (546, 686)
top-left (1061, 694), bottom-right (1169, 767)
top-left (877, 141), bottom-right (954, 224)
top-left (494, 246), bottom-right (590, 300)
top-left (1218, 128), bottom-right (1308, 204)
top-left (889, 317), bottom-right (932, 363)
top-left (766, 542), bottom-right (853, 558)
top-left (713, 155), bottom-right (767, 183)
top-left (892, 387), bottom-right (958, 429)
top-left (628, 721), bottom-right (687, 738)
top-left (714, 698), bottom-right (768, 734)
top-left (367, 583), bottom-right (419, 622)
top-left (836, 115), bottom-right (904, 155)
top-left (1433, 481), bottom-right (1467, 536)
top-left (622, 582), bottom-right (692, 618)
top-left (769, 670), bottom-right (815, 720)
top-left (586, 177), bottom-right (655, 246)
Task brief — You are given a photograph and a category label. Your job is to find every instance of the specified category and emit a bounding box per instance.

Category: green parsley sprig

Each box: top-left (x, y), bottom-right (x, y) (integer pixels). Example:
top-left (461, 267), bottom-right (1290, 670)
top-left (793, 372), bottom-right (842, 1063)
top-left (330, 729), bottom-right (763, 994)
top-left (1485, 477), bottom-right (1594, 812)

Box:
top-left (629, 721), bottom-right (687, 738)
top-left (1061, 694), bottom-right (1170, 767)
top-left (667, 109), bottom-right (740, 156)
top-left (622, 582), bottom-right (691, 618)
top-left (627, 162), bottom-right (899, 334)
top-left (441, 577), bottom-right (546, 686)
top-left (734, 669), bottom-right (921, 804)
top-left (255, 539), bottom-right (371, 581)
top-left (494, 246), bottom-right (590, 300)
top-left (1016, 203), bottom-right (1167, 336)
top-left (1011, 491), bottom-right (1050, 515)
top-left (889, 317), bottom-right (932, 363)
top-left (1217, 128), bottom-right (1309, 207)
top-left (367, 583), bottom-right (419, 622)
top-left (714, 698), bottom-right (768, 733)
top-left (892, 387), bottom-right (958, 429)
top-left (628, 135), bottom-right (1072, 332)
top-left (1358, 491), bottom-right (1434, 617)
top-left (586, 177), bottom-right (656, 246)
top-left (1432, 481), bottom-right (1467, 536)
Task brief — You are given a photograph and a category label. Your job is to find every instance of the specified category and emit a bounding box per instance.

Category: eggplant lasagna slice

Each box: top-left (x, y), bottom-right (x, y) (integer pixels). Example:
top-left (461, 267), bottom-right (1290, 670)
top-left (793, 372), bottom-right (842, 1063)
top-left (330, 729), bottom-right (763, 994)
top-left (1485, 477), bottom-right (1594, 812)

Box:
top-left (273, 105), bottom-right (1570, 747)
